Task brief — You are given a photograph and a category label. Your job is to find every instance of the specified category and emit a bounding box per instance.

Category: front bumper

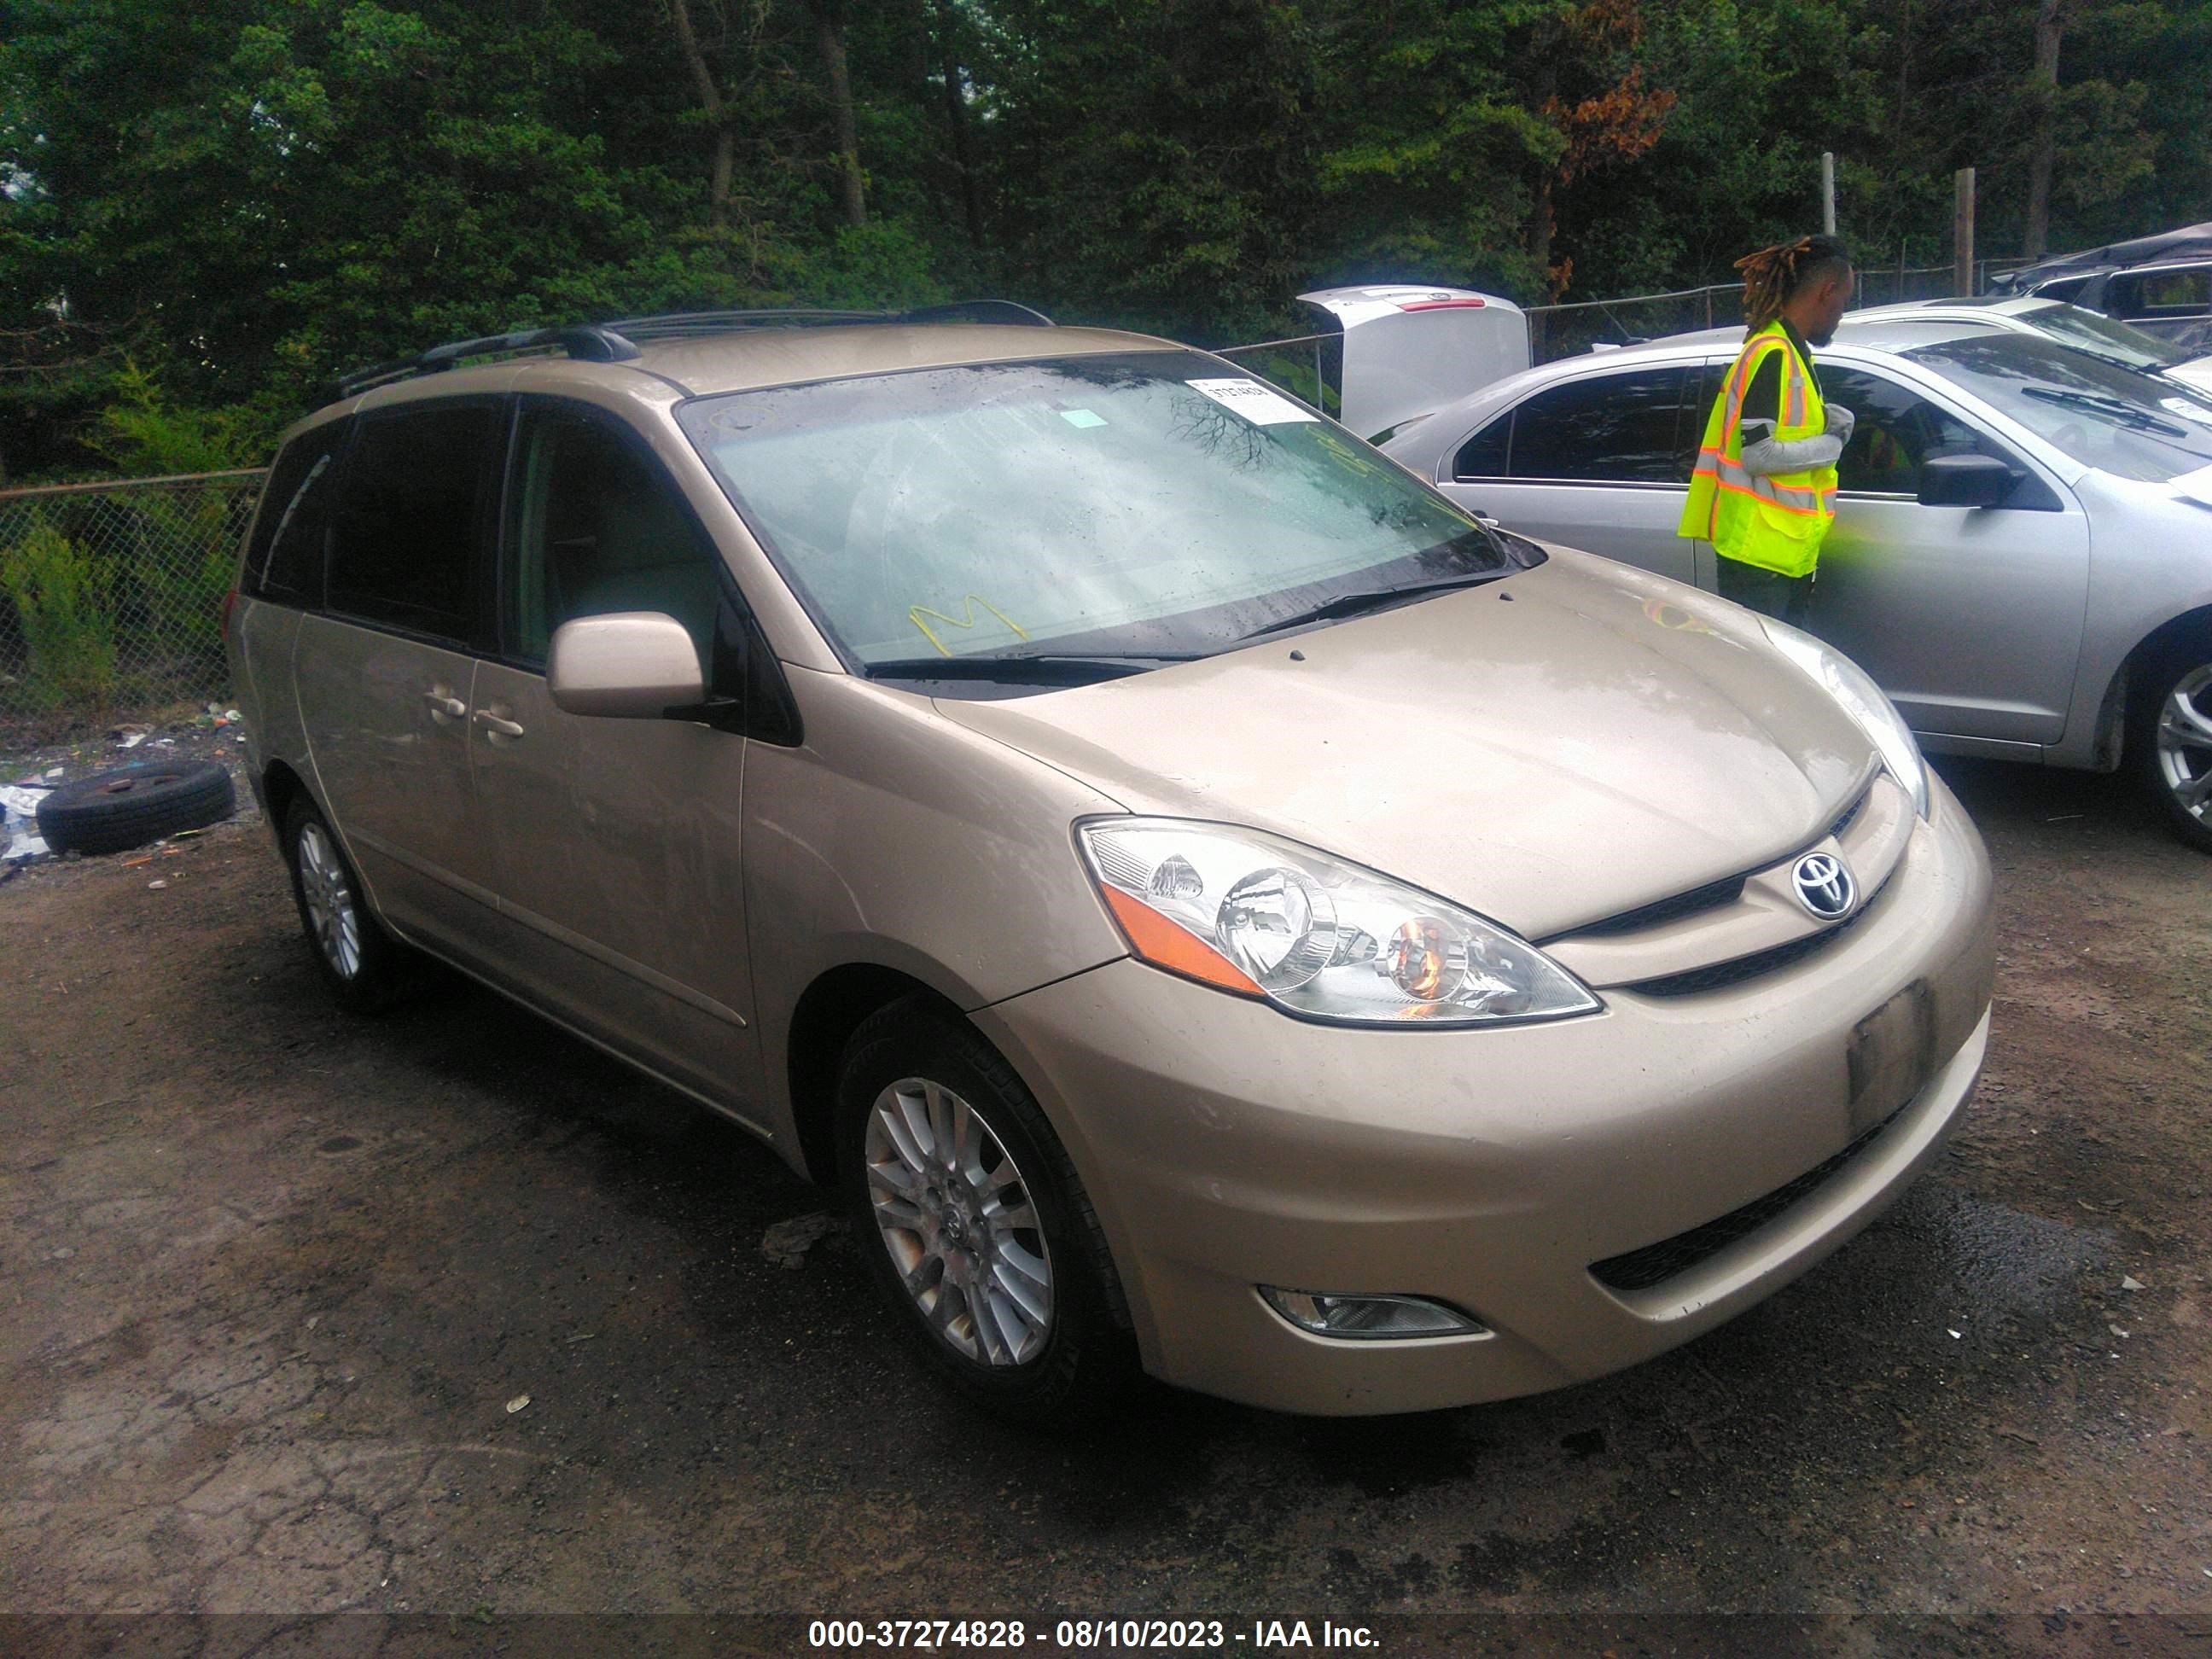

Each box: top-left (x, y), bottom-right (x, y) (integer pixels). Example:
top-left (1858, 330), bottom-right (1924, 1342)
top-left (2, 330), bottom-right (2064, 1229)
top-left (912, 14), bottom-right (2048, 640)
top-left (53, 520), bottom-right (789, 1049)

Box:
top-left (975, 775), bottom-right (1995, 1416)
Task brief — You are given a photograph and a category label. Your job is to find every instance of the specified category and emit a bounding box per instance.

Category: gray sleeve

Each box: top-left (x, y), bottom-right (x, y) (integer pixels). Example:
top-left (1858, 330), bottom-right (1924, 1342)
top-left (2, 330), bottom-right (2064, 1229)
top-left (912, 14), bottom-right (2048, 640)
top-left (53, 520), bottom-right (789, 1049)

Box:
top-left (1738, 429), bottom-right (1844, 474)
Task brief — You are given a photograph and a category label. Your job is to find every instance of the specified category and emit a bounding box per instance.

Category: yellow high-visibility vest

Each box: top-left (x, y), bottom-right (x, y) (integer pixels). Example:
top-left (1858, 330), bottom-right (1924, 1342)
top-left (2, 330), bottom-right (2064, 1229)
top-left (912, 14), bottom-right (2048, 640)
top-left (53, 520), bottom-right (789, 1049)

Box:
top-left (1678, 322), bottom-right (1838, 578)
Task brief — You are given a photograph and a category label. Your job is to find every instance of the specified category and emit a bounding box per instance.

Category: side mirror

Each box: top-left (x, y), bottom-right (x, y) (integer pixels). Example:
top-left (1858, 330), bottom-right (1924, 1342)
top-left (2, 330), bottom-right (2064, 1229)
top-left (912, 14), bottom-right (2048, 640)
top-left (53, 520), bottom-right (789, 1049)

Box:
top-left (1916, 451), bottom-right (2020, 509)
top-left (547, 612), bottom-right (705, 719)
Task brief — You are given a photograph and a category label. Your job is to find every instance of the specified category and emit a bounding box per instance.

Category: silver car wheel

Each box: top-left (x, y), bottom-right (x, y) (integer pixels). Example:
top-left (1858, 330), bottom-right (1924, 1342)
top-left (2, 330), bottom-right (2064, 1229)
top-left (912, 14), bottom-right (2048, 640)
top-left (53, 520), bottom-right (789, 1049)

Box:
top-left (2156, 664), bottom-right (2212, 826)
top-left (297, 822), bottom-right (363, 981)
top-left (863, 1076), bottom-right (1054, 1367)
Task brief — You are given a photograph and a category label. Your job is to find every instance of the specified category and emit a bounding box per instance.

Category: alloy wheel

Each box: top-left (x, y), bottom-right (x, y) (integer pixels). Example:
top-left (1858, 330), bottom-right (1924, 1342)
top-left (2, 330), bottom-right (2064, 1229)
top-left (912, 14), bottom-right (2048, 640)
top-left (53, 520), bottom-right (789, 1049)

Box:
top-left (2155, 664), bottom-right (2212, 830)
top-left (297, 822), bottom-right (363, 981)
top-left (862, 1076), bottom-right (1054, 1366)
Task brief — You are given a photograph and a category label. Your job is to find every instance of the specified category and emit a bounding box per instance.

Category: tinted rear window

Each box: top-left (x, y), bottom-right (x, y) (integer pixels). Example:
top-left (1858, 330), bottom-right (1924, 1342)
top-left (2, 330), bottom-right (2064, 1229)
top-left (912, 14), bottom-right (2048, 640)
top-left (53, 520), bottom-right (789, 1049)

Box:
top-left (1460, 367), bottom-right (1696, 482)
top-left (242, 420), bottom-right (348, 606)
top-left (327, 403), bottom-right (500, 640)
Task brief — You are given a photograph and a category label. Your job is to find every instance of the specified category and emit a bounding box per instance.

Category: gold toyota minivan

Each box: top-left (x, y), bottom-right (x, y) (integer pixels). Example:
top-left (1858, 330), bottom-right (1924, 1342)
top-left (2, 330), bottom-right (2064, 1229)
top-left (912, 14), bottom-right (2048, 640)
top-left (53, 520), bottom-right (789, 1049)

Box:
top-left (225, 307), bottom-right (1995, 1423)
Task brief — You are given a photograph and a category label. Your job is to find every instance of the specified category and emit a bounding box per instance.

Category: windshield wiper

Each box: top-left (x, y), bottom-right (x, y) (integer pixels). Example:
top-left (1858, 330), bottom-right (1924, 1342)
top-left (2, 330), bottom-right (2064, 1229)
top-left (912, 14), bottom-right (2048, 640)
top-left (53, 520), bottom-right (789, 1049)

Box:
top-left (2020, 385), bottom-right (2191, 437)
top-left (1234, 572), bottom-right (1501, 643)
top-left (864, 651), bottom-right (1201, 684)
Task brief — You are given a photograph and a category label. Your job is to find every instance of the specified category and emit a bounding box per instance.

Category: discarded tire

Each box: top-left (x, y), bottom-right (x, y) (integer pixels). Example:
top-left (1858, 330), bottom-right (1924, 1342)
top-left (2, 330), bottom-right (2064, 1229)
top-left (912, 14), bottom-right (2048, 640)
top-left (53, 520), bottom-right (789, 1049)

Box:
top-left (34, 760), bottom-right (236, 856)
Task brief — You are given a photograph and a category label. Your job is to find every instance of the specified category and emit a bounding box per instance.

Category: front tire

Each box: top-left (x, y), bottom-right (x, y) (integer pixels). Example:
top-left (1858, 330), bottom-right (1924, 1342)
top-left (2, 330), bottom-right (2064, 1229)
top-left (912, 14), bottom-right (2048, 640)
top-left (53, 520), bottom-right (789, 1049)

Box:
top-left (282, 797), bottom-right (413, 1010)
top-left (835, 998), bottom-right (1134, 1426)
top-left (2131, 647), bottom-right (2212, 855)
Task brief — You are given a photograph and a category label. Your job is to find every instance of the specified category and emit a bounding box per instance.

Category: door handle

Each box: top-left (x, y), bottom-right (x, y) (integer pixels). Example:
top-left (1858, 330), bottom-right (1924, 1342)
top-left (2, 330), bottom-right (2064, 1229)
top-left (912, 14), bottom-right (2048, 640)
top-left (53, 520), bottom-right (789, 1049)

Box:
top-left (474, 708), bottom-right (526, 741)
top-left (422, 689), bottom-right (467, 723)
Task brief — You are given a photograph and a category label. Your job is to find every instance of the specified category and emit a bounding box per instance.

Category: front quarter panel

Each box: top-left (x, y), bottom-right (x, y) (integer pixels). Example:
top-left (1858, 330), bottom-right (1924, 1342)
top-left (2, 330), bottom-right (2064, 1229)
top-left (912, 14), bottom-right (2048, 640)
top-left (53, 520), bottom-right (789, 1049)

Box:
top-left (744, 665), bottom-right (1131, 1138)
top-left (2058, 474), bottom-right (2212, 766)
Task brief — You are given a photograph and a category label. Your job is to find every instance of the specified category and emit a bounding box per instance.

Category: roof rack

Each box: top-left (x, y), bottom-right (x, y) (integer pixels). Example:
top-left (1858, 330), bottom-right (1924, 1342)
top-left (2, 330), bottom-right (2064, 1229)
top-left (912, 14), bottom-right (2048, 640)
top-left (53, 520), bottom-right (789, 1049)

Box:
top-left (334, 300), bottom-right (1056, 400)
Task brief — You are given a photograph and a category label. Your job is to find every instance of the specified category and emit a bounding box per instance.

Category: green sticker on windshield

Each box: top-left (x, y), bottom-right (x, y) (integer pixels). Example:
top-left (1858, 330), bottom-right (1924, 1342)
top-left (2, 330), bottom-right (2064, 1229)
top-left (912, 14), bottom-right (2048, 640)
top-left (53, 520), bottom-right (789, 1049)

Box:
top-left (1060, 409), bottom-right (1108, 428)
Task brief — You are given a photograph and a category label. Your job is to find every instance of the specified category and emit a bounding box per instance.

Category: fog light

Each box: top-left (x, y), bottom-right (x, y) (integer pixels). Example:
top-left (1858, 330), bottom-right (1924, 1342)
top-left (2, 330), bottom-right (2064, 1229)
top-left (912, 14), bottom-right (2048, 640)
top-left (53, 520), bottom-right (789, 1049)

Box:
top-left (1260, 1287), bottom-right (1487, 1340)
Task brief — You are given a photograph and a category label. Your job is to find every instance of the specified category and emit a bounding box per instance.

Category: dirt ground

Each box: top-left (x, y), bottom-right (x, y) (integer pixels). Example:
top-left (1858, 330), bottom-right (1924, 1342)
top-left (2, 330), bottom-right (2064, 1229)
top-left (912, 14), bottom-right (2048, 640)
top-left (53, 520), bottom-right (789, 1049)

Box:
top-left (2, 742), bottom-right (2209, 1656)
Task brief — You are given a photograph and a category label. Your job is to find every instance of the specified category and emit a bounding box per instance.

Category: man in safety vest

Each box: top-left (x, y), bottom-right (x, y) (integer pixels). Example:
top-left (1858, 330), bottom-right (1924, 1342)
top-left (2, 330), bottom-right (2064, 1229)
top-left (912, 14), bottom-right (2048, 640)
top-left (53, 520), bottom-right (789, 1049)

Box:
top-left (1679, 234), bottom-right (1856, 626)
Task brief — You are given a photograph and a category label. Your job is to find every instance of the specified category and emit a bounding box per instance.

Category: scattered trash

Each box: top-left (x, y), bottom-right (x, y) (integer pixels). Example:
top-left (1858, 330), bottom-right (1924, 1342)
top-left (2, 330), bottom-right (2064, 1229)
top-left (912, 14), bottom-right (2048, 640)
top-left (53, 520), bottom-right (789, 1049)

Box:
top-left (1947, 1328), bottom-right (1963, 1339)
top-left (306, 1315), bottom-right (320, 1330)
top-left (224, 708), bottom-right (242, 723)
top-left (3, 783), bottom-right (51, 864)
top-left (120, 854), bottom-right (154, 868)
top-left (762, 1211), bottom-right (845, 1269)
top-left (118, 732), bottom-right (147, 750)
top-left (43, 766), bottom-right (62, 780)
top-left (565, 1332), bottom-right (597, 1345)
top-left (45, 1247), bottom-right (75, 1261)
top-left (2122, 1274), bottom-right (2145, 1292)
top-left (2110, 1324), bottom-right (2132, 1339)
top-left (505, 1394), bottom-right (532, 1415)
top-left (148, 879), bottom-right (167, 890)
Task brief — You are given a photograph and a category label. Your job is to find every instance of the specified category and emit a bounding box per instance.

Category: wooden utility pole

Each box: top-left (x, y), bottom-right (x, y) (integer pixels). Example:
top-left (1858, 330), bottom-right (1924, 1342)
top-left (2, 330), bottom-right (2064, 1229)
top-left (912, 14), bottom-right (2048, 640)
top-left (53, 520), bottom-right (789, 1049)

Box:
top-left (1954, 168), bottom-right (1976, 296)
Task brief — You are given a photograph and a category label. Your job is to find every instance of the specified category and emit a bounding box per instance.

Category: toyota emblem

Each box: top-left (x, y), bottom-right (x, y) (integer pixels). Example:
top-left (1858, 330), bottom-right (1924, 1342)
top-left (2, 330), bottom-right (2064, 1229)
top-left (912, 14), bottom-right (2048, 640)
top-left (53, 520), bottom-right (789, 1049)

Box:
top-left (1792, 852), bottom-right (1857, 920)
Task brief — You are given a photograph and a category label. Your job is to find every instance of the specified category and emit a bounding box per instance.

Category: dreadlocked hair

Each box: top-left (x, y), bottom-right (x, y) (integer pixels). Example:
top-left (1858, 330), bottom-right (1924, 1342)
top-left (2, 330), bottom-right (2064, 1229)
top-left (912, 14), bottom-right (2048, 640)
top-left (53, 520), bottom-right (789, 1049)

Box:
top-left (1735, 234), bottom-right (1852, 334)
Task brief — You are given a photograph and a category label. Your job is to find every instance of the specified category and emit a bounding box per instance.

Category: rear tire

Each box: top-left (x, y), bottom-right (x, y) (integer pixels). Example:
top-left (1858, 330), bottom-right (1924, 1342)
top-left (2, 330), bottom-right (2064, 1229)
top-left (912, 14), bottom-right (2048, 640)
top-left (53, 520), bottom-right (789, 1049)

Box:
top-left (2130, 646), bottom-right (2212, 855)
top-left (282, 797), bottom-right (412, 1011)
top-left (835, 998), bottom-right (1135, 1427)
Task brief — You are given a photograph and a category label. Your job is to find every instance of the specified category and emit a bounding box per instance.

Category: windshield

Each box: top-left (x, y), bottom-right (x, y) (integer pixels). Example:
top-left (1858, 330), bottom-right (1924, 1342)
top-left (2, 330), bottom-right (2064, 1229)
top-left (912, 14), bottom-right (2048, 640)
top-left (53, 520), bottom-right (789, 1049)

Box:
top-left (2017, 302), bottom-right (2193, 372)
top-left (1906, 334), bottom-right (2212, 481)
top-left (678, 351), bottom-right (1504, 674)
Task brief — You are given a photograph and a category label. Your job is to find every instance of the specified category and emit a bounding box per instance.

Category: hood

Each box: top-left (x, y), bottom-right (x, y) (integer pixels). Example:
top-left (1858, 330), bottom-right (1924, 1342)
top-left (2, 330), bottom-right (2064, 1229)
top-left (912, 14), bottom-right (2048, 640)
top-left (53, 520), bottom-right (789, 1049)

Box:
top-left (939, 550), bottom-right (1876, 939)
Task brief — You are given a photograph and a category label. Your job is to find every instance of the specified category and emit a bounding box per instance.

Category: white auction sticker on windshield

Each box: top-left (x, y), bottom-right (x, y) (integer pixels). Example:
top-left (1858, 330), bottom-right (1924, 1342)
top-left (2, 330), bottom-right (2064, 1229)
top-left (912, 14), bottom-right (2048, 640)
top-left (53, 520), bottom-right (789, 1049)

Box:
top-left (1185, 377), bottom-right (1318, 425)
top-left (2160, 395), bottom-right (2212, 424)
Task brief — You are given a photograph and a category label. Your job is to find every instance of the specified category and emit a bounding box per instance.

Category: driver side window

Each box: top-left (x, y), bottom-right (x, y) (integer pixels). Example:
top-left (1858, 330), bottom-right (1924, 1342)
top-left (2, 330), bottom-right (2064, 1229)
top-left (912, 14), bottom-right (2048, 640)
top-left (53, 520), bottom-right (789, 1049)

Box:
top-left (1823, 366), bottom-right (2001, 495)
top-left (506, 406), bottom-right (724, 670)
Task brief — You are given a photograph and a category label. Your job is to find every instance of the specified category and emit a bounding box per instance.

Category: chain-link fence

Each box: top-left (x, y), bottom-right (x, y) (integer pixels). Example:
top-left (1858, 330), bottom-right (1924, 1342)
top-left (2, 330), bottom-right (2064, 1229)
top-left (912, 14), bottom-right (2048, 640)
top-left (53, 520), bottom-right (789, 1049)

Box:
top-left (0, 470), bottom-right (266, 722)
top-left (1211, 332), bottom-right (1346, 419)
top-left (1524, 261), bottom-right (2038, 364)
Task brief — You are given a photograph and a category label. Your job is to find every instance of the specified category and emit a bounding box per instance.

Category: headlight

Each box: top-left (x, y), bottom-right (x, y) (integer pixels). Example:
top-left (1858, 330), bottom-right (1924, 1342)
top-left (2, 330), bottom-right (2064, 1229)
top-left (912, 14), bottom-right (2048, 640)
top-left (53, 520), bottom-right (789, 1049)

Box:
top-left (1076, 818), bottom-right (1601, 1027)
top-left (1758, 618), bottom-right (1931, 820)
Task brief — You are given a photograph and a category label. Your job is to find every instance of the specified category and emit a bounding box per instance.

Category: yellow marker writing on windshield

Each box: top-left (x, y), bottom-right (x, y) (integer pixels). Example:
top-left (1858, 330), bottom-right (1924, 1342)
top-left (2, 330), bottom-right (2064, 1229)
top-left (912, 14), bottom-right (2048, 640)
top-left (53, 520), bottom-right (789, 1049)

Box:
top-left (1311, 428), bottom-right (1384, 478)
top-left (910, 595), bottom-right (1031, 657)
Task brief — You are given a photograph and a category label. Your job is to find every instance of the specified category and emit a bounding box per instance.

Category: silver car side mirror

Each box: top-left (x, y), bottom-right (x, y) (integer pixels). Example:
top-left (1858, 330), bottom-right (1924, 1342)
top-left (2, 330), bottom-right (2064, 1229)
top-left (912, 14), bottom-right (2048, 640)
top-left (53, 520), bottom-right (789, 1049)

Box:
top-left (547, 612), bottom-right (705, 719)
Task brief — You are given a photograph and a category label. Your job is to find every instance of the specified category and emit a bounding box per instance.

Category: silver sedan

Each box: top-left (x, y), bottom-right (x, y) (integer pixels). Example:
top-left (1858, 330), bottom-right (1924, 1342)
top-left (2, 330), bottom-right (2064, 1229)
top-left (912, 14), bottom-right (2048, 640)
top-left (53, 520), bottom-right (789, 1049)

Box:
top-left (1382, 317), bottom-right (2212, 852)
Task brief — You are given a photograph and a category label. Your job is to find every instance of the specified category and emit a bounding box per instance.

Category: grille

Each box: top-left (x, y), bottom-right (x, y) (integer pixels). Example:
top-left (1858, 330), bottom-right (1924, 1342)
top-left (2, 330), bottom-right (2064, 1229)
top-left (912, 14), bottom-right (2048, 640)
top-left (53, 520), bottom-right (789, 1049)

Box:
top-left (1830, 783), bottom-right (1871, 841)
top-left (1563, 872), bottom-right (1747, 940)
top-left (1589, 1101), bottom-right (1909, 1292)
top-left (1551, 780), bottom-right (1871, 948)
top-left (1623, 869), bottom-right (1887, 998)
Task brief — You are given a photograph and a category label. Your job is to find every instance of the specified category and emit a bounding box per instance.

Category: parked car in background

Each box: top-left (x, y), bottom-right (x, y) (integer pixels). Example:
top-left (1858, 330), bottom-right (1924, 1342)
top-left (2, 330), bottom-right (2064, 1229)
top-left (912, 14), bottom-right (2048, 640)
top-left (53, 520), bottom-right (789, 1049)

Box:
top-left (227, 307), bottom-right (1994, 1423)
top-left (1854, 296), bottom-right (2212, 395)
top-left (1292, 283), bottom-right (1528, 441)
top-left (1381, 315), bottom-right (2212, 851)
top-left (1989, 221), bottom-right (2212, 353)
